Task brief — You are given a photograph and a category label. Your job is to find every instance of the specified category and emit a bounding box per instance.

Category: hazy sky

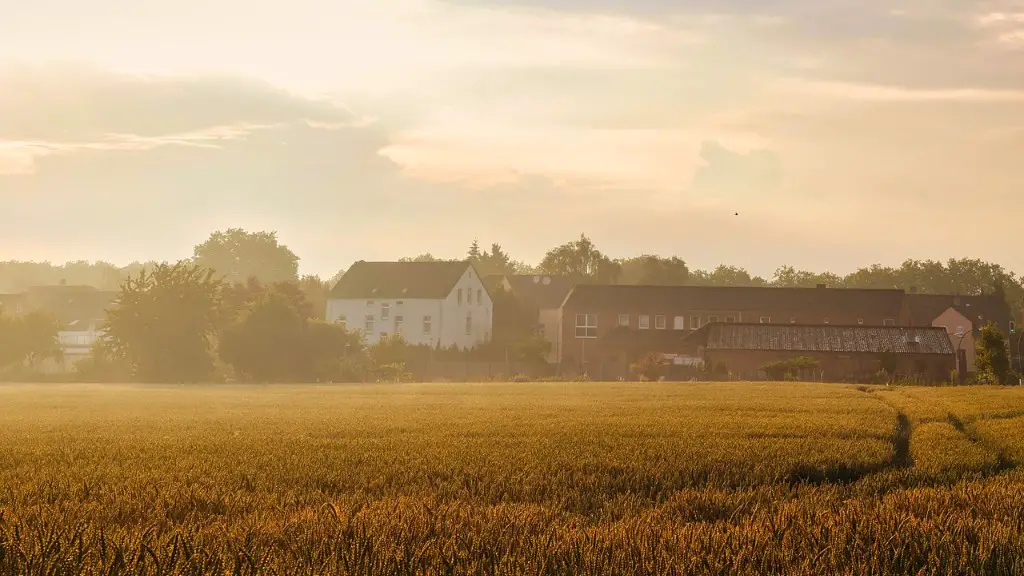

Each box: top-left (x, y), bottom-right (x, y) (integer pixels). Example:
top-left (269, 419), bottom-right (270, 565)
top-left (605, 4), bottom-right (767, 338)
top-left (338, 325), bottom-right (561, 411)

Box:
top-left (2, 0), bottom-right (1023, 279)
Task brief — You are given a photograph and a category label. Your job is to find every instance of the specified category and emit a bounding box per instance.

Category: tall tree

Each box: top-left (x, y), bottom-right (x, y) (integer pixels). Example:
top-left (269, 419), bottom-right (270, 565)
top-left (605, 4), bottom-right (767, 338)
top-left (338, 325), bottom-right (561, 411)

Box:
top-left (219, 285), bottom-right (309, 382)
top-left (690, 265), bottom-right (767, 287)
top-left (0, 310), bottom-right (61, 369)
top-left (468, 242), bottom-right (531, 277)
top-left (299, 275), bottom-right (331, 321)
top-left (772, 266), bottom-right (843, 288)
top-left (104, 262), bottom-right (222, 383)
top-left (976, 321), bottom-right (1012, 384)
top-left (538, 234), bottom-right (620, 283)
top-left (193, 228), bottom-right (299, 285)
top-left (618, 256), bottom-right (689, 285)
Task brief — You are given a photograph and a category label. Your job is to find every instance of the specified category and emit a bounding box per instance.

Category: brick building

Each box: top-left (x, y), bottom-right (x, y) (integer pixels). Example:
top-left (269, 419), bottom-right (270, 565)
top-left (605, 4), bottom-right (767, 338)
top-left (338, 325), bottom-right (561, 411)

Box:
top-left (558, 284), bottom-right (910, 374)
top-left (681, 323), bottom-right (956, 382)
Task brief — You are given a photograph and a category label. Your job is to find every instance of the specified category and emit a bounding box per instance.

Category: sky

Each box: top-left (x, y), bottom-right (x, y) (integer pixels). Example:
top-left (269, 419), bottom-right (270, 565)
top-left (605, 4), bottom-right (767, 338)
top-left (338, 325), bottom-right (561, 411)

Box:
top-left (1, 0), bottom-right (1023, 279)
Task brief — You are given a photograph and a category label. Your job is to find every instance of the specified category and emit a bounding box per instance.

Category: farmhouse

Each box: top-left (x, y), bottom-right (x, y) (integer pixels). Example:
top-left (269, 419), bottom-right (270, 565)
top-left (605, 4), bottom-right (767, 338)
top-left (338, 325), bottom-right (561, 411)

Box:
top-left (681, 323), bottom-right (956, 382)
top-left (327, 261), bottom-right (493, 348)
top-left (558, 283), bottom-right (910, 374)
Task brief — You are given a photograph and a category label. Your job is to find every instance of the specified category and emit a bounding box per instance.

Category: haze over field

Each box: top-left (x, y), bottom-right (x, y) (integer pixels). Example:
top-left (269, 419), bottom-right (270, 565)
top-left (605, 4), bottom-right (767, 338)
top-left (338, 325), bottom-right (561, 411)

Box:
top-left (2, 0), bottom-right (1023, 277)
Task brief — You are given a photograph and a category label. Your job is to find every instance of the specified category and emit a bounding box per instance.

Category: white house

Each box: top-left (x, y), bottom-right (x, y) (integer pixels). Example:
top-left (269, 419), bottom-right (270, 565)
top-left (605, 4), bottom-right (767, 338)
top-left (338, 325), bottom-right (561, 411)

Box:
top-left (326, 261), bottom-right (493, 348)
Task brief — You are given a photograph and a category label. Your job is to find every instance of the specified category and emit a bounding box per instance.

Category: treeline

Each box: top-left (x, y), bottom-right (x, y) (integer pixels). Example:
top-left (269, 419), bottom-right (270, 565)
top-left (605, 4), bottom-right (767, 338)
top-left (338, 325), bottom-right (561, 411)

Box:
top-left (69, 261), bottom-right (549, 383)
top-left (3, 229), bottom-right (1021, 306)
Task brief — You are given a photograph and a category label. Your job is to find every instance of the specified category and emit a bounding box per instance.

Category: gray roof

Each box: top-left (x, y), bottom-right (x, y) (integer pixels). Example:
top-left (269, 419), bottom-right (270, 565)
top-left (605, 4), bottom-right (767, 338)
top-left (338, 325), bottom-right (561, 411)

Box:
top-left (329, 261), bottom-right (473, 299)
top-left (688, 323), bottom-right (954, 355)
top-left (906, 293), bottom-right (1011, 333)
top-left (502, 275), bottom-right (576, 309)
top-left (564, 284), bottom-right (906, 318)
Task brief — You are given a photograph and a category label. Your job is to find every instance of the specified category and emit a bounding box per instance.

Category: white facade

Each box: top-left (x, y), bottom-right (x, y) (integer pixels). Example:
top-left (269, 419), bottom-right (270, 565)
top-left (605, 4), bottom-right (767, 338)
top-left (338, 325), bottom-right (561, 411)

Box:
top-left (326, 266), bottom-right (493, 348)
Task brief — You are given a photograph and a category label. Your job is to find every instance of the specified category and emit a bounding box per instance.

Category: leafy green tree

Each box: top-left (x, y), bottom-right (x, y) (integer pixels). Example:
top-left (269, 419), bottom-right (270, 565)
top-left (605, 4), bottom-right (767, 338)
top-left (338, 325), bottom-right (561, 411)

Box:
top-left (772, 266), bottom-right (843, 288)
top-left (193, 228), bottom-right (299, 285)
top-left (302, 320), bottom-right (366, 382)
top-left (219, 285), bottom-right (309, 382)
top-left (539, 234), bottom-right (620, 283)
top-left (690, 265), bottom-right (767, 287)
top-left (976, 322), bottom-right (1011, 384)
top-left (105, 262), bottom-right (222, 383)
top-left (618, 255), bottom-right (689, 285)
top-left (0, 310), bottom-right (62, 369)
top-left (299, 275), bottom-right (331, 321)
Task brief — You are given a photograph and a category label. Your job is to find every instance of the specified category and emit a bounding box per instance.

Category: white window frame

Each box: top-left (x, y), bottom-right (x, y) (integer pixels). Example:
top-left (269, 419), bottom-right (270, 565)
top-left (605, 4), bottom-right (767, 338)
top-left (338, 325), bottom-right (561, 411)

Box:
top-left (725, 316), bottom-right (736, 323)
top-left (477, 289), bottom-right (482, 305)
top-left (337, 315), bottom-right (347, 329)
top-left (423, 315), bottom-right (433, 335)
top-left (575, 314), bottom-right (598, 338)
top-left (690, 316), bottom-right (700, 330)
top-left (857, 318), bottom-right (864, 325)
top-left (364, 314), bottom-right (374, 334)
top-left (790, 317), bottom-right (797, 324)
top-left (366, 300), bottom-right (374, 307)
top-left (955, 325), bottom-right (965, 337)
top-left (655, 315), bottom-right (667, 330)
top-left (639, 315), bottom-right (650, 330)
top-left (708, 315), bottom-right (719, 323)
top-left (618, 314), bottom-right (630, 327)
top-left (883, 318), bottom-right (896, 326)
top-left (381, 303), bottom-right (390, 321)
top-left (395, 315), bottom-right (404, 333)
top-left (673, 316), bottom-right (685, 330)
top-left (759, 316), bottom-right (770, 324)
top-left (823, 318), bottom-right (830, 324)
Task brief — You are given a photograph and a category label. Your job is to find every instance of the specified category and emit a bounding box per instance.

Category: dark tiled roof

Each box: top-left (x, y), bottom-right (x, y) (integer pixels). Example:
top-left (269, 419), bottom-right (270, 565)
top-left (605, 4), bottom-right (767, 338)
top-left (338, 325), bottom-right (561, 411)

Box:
top-left (502, 275), bottom-right (576, 309)
top-left (329, 261), bottom-right (472, 299)
top-left (564, 285), bottom-right (906, 318)
top-left (906, 293), bottom-right (1010, 332)
top-left (23, 286), bottom-right (116, 328)
top-left (688, 323), bottom-right (954, 355)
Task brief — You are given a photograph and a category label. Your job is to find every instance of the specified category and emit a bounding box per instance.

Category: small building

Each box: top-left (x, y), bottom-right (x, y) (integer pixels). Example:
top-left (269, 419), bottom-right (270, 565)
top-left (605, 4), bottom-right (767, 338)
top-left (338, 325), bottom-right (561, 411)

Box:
top-left (489, 274), bottom-right (574, 364)
top-left (327, 261), bottom-right (493, 348)
top-left (681, 323), bottom-right (956, 382)
top-left (5, 285), bottom-right (116, 372)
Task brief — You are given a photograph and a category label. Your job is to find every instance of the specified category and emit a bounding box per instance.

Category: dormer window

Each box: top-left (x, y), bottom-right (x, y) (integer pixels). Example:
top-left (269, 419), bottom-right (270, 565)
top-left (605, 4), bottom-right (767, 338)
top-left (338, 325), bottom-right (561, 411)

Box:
top-left (366, 300), bottom-right (374, 307)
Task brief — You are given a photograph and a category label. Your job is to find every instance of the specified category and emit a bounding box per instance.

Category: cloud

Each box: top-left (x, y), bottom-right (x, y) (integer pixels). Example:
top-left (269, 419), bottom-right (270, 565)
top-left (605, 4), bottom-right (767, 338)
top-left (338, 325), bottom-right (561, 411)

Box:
top-left (690, 141), bottom-right (783, 200)
top-left (772, 78), bottom-right (1024, 103)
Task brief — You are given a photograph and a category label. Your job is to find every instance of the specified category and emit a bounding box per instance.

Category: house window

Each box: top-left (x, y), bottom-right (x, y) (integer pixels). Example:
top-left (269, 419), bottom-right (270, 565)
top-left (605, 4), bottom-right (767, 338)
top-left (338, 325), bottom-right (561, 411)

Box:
top-left (759, 317), bottom-right (770, 324)
top-left (883, 319), bottom-right (896, 326)
top-left (395, 315), bottom-right (404, 333)
top-left (337, 315), bottom-right (347, 329)
top-left (655, 315), bottom-right (667, 330)
top-left (575, 314), bottom-right (598, 338)
top-left (477, 290), bottom-right (482, 304)
top-left (366, 300), bottom-right (374, 307)
top-left (725, 316), bottom-right (736, 323)
top-left (823, 318), bottom-right (830, 324)
top-left (381, 303), bottom-right (390, 321)
top-left (423, 316), bottom-right (433, 335)
top-left (690, 316), bottom-right (700, 330)
top-left (364, 314), bottom-right (374, 334)
top-left (397, 300), bottom-right (404, 306)
top-left (673, 316), bottom-right (685, 330)
top-left (857, 318), bottom-right (864, 325)
top-left (708, 315), bottom-right (719, 323)
top-left (466, 313), bottom-right (472, 335)
top-left (639, 315), bottom-right (650, 330)
top-left (457, 289), bottom-right (463, 305)
top-left (618, 314), bottom-right (630, 327)
top-left (790, 317), bottom-right (797, 324)
top-left (955, 325), bottom-right (965, 337)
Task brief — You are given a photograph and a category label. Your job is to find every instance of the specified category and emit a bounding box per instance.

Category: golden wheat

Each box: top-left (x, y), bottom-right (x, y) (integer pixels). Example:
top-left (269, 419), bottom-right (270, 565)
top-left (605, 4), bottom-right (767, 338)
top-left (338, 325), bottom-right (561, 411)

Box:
top-left (2, 382), bottom-right (1024, 574)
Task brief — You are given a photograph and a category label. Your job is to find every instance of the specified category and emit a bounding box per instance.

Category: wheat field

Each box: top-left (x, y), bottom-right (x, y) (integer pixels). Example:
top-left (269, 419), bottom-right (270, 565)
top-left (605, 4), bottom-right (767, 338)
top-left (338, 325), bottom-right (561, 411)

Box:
top-left (3, 381), bottom-right (1024, 574)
